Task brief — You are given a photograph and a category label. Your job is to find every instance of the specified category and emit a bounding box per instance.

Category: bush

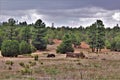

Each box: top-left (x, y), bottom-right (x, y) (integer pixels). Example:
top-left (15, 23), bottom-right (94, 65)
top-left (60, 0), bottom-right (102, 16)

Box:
top-left (0, 38), bottom-right (2, 50)
top-left (56, 42), bottom-right (74, 54)
top-left (32, 38), bottom-right (47, 50)
top-left (19, 41), bottom-right (31, 54)
top-left (5, 60), bottom-right (14, 66)
top-left (1, 40), bottom-right (19, 57)
top-left (34, 55), bottom-right (39, 61)
top-left (56, 34), bottom-right (74, 54)
top-left (31, 45), bottom-right (37, 53)
top-left (111, 36), bottom-right (120, 52)
top-left (21, 68), bottom-right (32, 75)
top-left (115, 41), bottom-right (120, 51)
top-left (105, 40), bottom-right (111, 49)
top-left (19, 62), bottom-right (25, 68)
top-left (28, 61), bottom-right (36, 66)
top-left (5, 60), bottom-right (14, 70)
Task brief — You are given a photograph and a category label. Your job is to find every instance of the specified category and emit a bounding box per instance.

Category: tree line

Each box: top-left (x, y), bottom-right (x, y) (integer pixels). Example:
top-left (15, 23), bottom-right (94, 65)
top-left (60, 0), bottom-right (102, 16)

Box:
top-left (0, 18), bottom-right (120, 57)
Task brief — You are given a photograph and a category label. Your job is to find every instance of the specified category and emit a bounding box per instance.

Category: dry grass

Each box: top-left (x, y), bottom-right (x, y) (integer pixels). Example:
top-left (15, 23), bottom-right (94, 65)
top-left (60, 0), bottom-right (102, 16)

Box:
top-left (0, 43), bottom-right (120, 80)
top-left (0, 56), bottom-right (120, 80)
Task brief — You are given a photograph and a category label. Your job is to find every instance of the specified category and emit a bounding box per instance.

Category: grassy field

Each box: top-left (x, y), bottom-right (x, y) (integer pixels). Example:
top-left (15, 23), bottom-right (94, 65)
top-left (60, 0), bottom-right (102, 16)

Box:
top-left (0, 44), bottom-right (120, 80)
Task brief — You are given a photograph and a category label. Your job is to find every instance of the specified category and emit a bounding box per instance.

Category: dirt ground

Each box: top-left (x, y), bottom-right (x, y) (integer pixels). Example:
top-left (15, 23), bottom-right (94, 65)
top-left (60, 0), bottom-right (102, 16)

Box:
top-left (0, 42), bottom-right (120, 80)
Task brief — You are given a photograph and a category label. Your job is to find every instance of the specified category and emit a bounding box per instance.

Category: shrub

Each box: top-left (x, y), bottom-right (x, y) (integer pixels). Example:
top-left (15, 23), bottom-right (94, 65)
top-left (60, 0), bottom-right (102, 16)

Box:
top-left (56, 40), bottom-right (74, 54)
top-left (56, 34), bottom-right (74, 54)
top-left (5, 60), bottom-right (14, 66)
top-left (111, 37), bottom-right (120, 52)
top-left (19, 41), bottom-right (32, 54)
top-left (31, 45), bottom-right (37, 53)
top-left (21, 68), bottom-right (32, 75)
top-left (0, 38), bottom-right (2, 50)
top-left (105, 40), bottom-right (111, 49)
top-left (28, 61), bottom-right (36, 66)
top-left (19, 62), bottom-right (35, 75)
top-left (19, 62), bottom-right (25, 68)
top-left (5, 60), bottom-right (14, 70)
top-left (1, 40), bottom-right (19, 57)
top-left (34, 55), bottom-right (39, 61)
top-left (8, 66), bottom-right (12, 70)
top-left (32, 38), bottom-right (47, 50)
top-left (111, 41), bottom-right (116, 51)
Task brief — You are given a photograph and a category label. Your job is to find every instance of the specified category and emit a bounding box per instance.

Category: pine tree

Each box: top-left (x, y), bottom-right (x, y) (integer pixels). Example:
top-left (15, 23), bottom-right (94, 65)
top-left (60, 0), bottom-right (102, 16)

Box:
top-left (20, 27), bottom-right (31, 43)
top-left (32, 19), bottom-right (47, 50)
top-left (96, 20), bottom-right (105, 52)
top-left (88, 20), bottom-right (105, 52)
top-left (56, 34), bottom-right (74, 54)
top-left (5, 18), bottom-right (16, 40)
top-left (88, 24), bottom-right (97, 52)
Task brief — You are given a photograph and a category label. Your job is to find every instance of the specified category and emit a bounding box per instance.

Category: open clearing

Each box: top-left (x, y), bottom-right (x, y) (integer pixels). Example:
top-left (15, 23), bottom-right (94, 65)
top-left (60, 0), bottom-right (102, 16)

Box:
top-left (0, 42), bottom-right (120, 80)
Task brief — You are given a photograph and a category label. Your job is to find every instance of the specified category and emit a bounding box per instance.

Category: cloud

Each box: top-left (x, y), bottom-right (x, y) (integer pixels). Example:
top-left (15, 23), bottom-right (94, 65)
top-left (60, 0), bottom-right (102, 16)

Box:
top-left (40, 7), bottom-right (120, 27)
top-left (112, 12), bottom-right (120, 21)
top-left (0, 9), bottom-right (43, 24)
top-left (19, 10), bottom-right (43, 23)
top-left (0, 7), bottom-right (120, 28)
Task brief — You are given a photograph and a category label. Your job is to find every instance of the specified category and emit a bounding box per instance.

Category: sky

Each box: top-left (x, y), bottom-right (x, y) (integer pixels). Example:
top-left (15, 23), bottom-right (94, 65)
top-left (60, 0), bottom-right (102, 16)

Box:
top-left (0, 0), bottom-right (120, 28)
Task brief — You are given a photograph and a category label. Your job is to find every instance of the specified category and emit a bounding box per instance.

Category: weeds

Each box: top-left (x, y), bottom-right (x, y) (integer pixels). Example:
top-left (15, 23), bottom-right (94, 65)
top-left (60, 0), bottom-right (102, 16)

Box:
top-left (29, 61), bottom-right (36, 66)
top-left (19, 61), bottom-right (36, 75)
top-left (34, 55), bottom-right (38, 61)
top-left (5, 60), bottom-right (14, 70)
top-left (45, 67), bottom-right (60, 75)
top-left (20, 68), bottom-right (32, 75)
top-left (5, 60), bottom-right (14, 66)
top-left (19, 62), bottom-right (25, 67)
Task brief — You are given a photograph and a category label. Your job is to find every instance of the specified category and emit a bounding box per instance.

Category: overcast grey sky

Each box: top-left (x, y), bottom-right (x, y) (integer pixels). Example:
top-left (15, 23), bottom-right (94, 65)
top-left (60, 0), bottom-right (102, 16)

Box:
top-left (0, 0), bottom-right (120, 27)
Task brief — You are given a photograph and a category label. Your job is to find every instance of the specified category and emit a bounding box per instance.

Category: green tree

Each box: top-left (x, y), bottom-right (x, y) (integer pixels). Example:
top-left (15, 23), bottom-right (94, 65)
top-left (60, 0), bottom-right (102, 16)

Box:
top-left (111, 35), bottom-right (120, 51)
top-left (105, 40), bottom-right (111, 49)
top-left (20, 27), bottom-right (31, 43)
top-left (56, 27), bottom-right (65, 40)
top-left (115, 41), bottom-right (120, 51)
top-left (8, 18), bottom-right (16, 26)
top-left (56, 34), bottom-right (74, 54)
top-left (88, 23), bottom-right (97, 52)
top-left (45, 29), bottom-right (55, 44)
top-left (88, 20), bottom-right (105, 52)
top-left (19, 21), bottom-right (27, 26)
top-left (32, 19), bottom-right (47, 50)
top-left (1, 40), bottom-right (19, 57)
top-left (19, 41), bottom-right (31, 54)
top-left (96, 20), bottom-right (105, 52)
top-left (70, 33), bottom-right (81, 48)
top-left (6, 18), bottom-right (16, 40)
top-left (0, 29), bottom-right (4, 49)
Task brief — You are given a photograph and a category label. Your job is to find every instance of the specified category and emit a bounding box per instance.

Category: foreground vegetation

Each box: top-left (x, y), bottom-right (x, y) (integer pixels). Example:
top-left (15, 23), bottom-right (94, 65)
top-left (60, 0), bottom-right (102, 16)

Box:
top-left (0, 56), bottom-right (120, 80)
